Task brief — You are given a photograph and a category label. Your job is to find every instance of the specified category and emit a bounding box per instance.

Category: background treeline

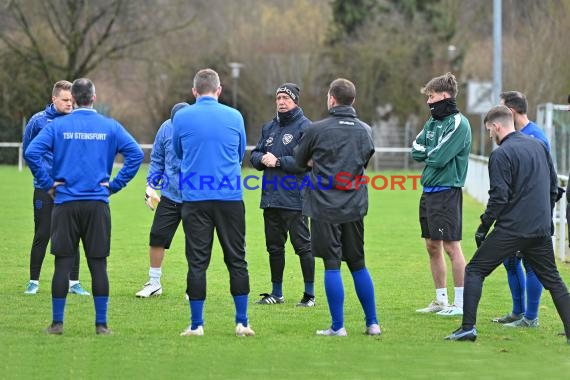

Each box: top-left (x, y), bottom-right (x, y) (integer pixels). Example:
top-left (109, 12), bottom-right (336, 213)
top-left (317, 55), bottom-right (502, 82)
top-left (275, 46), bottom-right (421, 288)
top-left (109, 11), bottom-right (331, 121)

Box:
top-left (0, 0), bottom-right (568, 163)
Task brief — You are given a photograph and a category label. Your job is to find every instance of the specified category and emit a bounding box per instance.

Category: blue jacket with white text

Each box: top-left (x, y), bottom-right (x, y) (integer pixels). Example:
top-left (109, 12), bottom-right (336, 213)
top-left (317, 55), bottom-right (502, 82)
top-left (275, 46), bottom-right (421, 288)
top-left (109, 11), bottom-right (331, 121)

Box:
top-left (24, 108), bottom-right (143, 204)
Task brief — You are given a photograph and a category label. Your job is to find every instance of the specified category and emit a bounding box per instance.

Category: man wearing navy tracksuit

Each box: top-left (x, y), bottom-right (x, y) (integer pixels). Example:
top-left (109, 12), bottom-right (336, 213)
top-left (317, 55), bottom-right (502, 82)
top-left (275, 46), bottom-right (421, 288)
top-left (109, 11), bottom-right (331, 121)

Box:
top-left (25, 78), bottom-right (143, 335)
top-left (172, 68), bottom-right (253, 337)
top-left (250, 83), bottom-right (315, 307)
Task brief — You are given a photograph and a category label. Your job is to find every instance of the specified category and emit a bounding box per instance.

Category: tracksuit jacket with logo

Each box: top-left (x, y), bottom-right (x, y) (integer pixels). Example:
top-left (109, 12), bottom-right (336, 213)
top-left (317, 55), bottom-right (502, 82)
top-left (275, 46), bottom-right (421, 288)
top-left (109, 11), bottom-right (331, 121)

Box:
top-left (24, 108), bottom-right (143, 204)
top-left (411, 112), bottom-right (472, 188)
top-left (250, 106), bottom-right (310, 211)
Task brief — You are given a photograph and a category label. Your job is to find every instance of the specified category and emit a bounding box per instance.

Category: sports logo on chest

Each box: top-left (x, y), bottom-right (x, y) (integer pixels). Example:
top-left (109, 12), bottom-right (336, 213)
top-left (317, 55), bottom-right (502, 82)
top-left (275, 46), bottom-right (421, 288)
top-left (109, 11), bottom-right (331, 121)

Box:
top-left (282, 133), bottom-right (293, 145)
top-left (265, 136), bottom-right (274, 147)
top-left (426, 131), bottom-right (435, 140)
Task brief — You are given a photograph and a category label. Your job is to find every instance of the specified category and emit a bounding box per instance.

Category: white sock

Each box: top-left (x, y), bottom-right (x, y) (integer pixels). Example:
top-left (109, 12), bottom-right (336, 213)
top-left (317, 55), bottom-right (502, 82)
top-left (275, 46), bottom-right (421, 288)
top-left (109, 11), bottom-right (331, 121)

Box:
top-left (436, 288), bottom-right (448, 306)
top-left (69, 280), bottom-right (79, 287)
top-left (149, 267), bottom-right (162, 285)
top-left (454, 287), bottom-right (464, 308)
top-left (29, 280), bottom-right (39, 285)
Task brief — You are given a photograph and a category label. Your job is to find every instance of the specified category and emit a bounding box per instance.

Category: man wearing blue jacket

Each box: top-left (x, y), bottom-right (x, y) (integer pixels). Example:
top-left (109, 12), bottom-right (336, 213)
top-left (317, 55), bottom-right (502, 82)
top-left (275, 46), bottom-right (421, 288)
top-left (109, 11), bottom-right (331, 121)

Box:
top-left (136, 102), bottom-right (189, 298)
top-left (25, 78), bottom-right (143, 335)
top-left (22, 80), bottom-right (88, 296)
top-left (250, 83), bottom-right (315, 307)
top-left (172, 68), bottom-right (253, 337)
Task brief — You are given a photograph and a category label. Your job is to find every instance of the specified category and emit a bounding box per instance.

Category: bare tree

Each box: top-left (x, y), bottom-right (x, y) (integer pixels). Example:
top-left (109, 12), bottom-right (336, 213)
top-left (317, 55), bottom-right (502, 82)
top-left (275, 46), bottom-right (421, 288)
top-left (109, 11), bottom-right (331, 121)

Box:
top-left (0, 0), bottom-right (198, 83)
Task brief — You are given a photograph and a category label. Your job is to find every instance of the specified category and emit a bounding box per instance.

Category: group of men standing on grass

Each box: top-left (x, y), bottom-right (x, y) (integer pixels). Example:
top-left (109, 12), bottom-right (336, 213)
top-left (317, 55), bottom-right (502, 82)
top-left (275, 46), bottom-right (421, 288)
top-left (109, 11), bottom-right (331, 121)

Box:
top-left (22, 69), bottom-right (570, 345)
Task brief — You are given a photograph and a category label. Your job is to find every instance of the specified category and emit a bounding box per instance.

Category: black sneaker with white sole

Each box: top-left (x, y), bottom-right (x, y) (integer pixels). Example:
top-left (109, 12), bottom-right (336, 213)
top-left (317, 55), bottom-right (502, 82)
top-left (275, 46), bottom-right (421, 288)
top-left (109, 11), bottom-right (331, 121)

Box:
top-left (256, 293), bottom-right (284, 304)
top-left (444, 326), bottom-right (477, 341)
top-left (296, 292), bottom-right (315, 307)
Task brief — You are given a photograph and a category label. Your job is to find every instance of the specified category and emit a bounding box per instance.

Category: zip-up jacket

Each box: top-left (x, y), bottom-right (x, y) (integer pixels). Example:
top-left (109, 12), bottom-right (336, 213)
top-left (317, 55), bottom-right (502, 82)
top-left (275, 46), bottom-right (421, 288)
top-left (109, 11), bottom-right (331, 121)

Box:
top-left (148, 119), bottom-right (182, 203)
top-left (295, 105), bottom-right (375, 224)
top-left (24, 108), bottom-right (143, 204)
top-left (22, 104), bottom-right (67, 188)
top-left (172, 96), bottom-right (246, 202)
top-left (250, 106), bottom-right (310, 210)
top-left (483, 131), bottom-right (558, 237)
top-left (411, 112), bottom-right (472, 188)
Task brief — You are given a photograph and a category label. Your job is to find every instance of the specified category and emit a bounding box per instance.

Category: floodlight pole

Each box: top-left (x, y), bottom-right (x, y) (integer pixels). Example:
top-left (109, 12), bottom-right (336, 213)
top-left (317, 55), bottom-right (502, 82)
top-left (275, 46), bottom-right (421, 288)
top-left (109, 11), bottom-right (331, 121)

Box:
top-left (492, 0), bottom-right (502, 105)
top-left (229, 62), bottom-right (243, 109)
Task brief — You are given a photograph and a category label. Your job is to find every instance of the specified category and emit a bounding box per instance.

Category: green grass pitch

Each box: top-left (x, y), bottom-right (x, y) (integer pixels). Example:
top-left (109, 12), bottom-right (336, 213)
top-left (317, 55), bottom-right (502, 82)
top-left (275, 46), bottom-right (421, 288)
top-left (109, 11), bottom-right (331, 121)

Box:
top-left (1, 166), bottom-right (569, 379)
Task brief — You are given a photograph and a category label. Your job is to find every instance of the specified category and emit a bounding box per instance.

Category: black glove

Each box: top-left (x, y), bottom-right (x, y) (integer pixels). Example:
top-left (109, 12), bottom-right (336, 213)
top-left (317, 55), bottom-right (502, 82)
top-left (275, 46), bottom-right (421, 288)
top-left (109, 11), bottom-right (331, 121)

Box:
top-left (556, 186), bottom-right (565, 202)
top-left (475, 224), bottom-right (490, 248)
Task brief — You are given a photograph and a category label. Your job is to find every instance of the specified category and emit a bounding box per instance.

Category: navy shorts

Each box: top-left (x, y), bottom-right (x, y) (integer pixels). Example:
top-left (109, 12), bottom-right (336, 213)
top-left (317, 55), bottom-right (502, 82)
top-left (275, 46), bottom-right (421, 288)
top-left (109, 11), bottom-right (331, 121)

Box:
top-left (419, 187), bottom-right (463, 241)
top-left (149, 196), bottom-right (182, 249)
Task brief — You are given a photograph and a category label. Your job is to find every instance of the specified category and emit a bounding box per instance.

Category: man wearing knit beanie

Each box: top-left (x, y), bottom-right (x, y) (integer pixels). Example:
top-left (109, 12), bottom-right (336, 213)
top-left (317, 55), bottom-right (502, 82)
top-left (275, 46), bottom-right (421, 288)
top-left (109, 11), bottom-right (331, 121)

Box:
top-left (250, 82), bottom-right (315, 307)
top-left (275, 83), bottom-right (300, 105)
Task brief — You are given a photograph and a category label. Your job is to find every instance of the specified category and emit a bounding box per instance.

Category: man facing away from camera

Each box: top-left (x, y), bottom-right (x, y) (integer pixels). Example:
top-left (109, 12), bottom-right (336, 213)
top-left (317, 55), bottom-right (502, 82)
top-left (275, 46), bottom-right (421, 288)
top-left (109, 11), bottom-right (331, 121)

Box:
top-left (25, 78), bottom-right (143, 335)
top-left (296, 78), bottom-right (380, 336)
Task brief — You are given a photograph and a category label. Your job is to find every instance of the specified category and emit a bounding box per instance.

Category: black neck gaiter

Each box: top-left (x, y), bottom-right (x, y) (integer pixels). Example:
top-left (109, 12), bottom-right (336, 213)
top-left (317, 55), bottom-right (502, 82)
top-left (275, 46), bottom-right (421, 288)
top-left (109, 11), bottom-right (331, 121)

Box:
top-left (429, 98), bottom-right (458, 120)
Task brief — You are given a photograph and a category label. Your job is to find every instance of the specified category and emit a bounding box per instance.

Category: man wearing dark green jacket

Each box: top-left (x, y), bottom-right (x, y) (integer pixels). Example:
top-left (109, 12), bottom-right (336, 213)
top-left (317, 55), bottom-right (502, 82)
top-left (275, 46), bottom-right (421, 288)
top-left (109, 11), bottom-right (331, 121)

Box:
top-left (411, 72), bottom-right (472, 317)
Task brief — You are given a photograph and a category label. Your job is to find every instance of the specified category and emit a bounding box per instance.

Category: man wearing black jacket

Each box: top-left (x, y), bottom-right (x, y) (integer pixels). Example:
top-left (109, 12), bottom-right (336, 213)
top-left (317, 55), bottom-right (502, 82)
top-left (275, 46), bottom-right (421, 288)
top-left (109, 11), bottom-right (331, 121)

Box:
top-left (446, 105), bottom-right (570, 344)
top-left (250, 83), bottom-right (315, 307)
top-left (295, 78), bottom-right (380, 336)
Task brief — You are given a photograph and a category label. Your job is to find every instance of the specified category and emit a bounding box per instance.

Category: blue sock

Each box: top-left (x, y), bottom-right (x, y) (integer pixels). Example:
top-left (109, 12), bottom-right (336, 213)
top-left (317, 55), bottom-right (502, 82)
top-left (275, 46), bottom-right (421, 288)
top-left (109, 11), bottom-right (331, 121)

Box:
top-left (233, 295), bottom-right (248, 325)
top-left (351, 268), bottom-right (378, 326)
top-left (324, 269), bottom-right (344, 331)
top-left (190, 300), bottom-right (205, 329)
top-left (504, 256), bottom-right (525, 315)
top-left (52, 297), bottom-right (66, 323)
top-left (304, 282), bottom-right (314, 297)
top-left (272, 282), bottom-right (283, 298)
top-left (524, 263), bottom-right (543, 320)
top-left (93, 296), bottom-right (108, 325)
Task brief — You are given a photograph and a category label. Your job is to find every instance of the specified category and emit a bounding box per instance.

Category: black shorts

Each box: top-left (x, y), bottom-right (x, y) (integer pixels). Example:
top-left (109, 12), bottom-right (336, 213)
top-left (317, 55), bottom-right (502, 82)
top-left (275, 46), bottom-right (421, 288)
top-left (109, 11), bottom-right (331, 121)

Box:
top-left (419, 187), bottom-right (462, 241)
top-left (51, 201), bottom-right (111, 258)
top-left (310, 218), bottom-right (365, 269)
top-left (149, 196), bottom-right (182, 249)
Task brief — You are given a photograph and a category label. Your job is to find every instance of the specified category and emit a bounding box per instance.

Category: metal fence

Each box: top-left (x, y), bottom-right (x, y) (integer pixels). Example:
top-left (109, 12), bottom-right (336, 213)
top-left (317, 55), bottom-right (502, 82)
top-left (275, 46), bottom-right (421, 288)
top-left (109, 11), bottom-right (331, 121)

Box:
top-left (537, 103), bottom-right (570, 173)
top-left (465, 154), bottom-right (568, 262)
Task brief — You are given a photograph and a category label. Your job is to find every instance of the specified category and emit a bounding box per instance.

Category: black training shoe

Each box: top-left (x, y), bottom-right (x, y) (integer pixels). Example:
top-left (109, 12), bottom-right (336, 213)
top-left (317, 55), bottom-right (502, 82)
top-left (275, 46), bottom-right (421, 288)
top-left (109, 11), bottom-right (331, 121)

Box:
top-left (256, 293), bottom-right (284, 304)
top-left (46, 322), bottom-right (63, 335)
top-left (96, 324), bottom-right (112, 335)
top-left (491, 312), bottom-right (523, 324)
top-left (296, 292), bottom-right (315, 307)
top-left (444, 327), bottom-right (477, 342)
